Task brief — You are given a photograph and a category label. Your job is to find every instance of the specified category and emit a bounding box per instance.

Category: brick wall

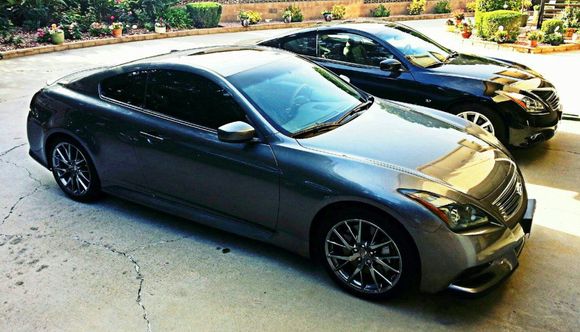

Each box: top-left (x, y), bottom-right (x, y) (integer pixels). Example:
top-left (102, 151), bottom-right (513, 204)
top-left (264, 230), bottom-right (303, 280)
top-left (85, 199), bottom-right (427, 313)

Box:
top-left (220, 0), bottom-right (468, 22)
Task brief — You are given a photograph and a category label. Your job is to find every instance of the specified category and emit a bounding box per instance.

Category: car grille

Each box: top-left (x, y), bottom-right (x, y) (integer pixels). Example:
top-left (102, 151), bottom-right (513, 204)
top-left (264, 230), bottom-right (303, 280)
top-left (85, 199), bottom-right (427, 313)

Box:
top-left (532, 88), bottom-right (560, 112)
top-left (492, 170), bottom-right (524, 221)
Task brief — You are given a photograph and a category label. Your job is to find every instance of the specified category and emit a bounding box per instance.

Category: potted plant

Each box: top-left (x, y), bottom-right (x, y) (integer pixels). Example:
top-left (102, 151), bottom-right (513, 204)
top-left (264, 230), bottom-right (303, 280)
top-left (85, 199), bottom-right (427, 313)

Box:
top-left (155, 18), bottom-right (166, 33)
top-left (110, 22), bottom-right (123, 37)
top-left (322, 10), bottom-right (332, 22)
top-left (445, 19), bottom-right (455, 32)
top-left (239, 11), bottom-right (250, 27)
top-left (453, 10), bottom-right (465, 25)
top-left (462, 20), bottom-right (473, 38)
top-left (49, 24), bottom-right (65, 45)
top-left (564, 27), bottom-right (577, 38)
top-left (527, 30), bottom-right (543, 47)
top-left (283, 10), bottom-right (292, 24)
top-left (520, 0), bottom-right (532, 27)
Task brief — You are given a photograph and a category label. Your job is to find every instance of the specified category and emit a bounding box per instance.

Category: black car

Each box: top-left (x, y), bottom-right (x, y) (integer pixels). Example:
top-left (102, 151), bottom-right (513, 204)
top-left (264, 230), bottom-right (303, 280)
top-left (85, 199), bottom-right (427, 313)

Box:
top-left (259, 23), bottom-right (562, 147)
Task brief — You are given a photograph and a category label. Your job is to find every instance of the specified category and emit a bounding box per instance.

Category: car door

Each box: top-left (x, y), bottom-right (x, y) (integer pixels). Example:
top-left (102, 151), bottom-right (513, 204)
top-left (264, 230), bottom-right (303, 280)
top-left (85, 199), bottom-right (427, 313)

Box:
top-left (95, 70), bottom-right (149, 190)
top-left (314, 31), bottom-right (421, 104)
top-left (131, 69), bottom-right (280, 229)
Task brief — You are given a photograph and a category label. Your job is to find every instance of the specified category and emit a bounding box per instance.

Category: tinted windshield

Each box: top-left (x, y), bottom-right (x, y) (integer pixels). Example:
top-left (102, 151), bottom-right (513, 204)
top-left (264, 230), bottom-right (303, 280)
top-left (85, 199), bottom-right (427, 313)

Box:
top-left (227, 57), bottom-right (364, 135)
top-left (377, 26), bottom-right (451, 68)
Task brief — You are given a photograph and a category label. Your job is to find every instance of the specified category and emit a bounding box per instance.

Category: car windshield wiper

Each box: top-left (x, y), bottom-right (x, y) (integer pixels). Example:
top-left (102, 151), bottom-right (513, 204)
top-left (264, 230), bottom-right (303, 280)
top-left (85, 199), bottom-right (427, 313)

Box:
top-left (336, 96), bottom-right (374, 124)
top-left (292, 97), bottom-right (374, 138)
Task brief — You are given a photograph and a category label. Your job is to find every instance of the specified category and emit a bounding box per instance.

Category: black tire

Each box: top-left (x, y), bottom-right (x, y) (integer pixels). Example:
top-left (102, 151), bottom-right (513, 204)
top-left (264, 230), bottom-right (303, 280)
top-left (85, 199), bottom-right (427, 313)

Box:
top-left (450, 103), bottom-right (507, 144)
top-left (315, 208), bottom-right (419, 300)
top-left (49, 138), bottom-right (101, 202)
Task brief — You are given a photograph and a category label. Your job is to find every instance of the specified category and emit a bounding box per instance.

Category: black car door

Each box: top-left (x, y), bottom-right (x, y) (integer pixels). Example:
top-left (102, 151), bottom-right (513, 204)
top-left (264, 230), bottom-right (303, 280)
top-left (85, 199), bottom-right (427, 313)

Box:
top-left (313, 31), bottom-right (421, 104)
top-left (131, 69), bottom-right (280, 229)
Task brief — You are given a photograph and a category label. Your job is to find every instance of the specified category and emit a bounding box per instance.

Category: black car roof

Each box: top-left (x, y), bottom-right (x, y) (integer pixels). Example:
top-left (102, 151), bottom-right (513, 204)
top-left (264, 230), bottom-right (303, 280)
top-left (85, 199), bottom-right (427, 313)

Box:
top-left (262, 22), bottom-right (408, 40)
top-left (119, 45), bottom-right (295, 77)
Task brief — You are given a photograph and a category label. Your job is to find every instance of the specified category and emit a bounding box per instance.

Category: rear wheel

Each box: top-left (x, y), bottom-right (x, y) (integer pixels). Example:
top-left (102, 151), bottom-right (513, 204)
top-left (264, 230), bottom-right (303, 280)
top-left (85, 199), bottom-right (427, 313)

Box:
top-left (316, 209), bottom-right (418, 300)
top-left (451, 104), bottom-right (507, 144)
top-left (50, 139), bottom-right (101, 202)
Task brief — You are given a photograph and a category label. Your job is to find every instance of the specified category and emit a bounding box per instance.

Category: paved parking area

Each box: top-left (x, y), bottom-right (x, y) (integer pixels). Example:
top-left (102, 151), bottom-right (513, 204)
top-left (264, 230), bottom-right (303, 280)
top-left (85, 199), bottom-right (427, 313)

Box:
top-left (0, 20), bottom-right (579, 331)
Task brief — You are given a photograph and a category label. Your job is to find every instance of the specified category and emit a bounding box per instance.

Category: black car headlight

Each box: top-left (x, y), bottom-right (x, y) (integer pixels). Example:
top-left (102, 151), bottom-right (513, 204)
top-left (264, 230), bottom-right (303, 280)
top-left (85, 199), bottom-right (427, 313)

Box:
top-left (402, 191), bottom-right (490, 231)
top-left (500, 91), bottom-right (546, 114)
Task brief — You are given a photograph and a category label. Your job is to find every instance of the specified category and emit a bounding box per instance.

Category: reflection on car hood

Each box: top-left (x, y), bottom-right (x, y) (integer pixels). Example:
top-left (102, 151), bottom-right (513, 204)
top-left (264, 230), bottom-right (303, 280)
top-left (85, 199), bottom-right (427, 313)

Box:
top-left (296, 100), bottom-right (512, 199)
top-left (428, 53), bottom-right (552, 91)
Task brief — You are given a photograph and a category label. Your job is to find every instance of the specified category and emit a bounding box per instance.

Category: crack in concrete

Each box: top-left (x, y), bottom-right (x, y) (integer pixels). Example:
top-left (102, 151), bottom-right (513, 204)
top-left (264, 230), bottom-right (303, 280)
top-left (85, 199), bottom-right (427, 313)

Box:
top-left (127, 236), bottom-right (191, 253)
top-left (0, 143), bottom-right (45, 227)
top-left (74, 237), bottom-right (152, 332)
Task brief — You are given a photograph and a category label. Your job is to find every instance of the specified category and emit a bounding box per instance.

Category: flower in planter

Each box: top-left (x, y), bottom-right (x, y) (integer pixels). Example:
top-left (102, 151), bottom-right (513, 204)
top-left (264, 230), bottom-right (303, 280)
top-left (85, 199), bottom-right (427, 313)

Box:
top-left (527, 30), bottom-right (544, 47)
top-left (452, 10), bottom-right (465, 22)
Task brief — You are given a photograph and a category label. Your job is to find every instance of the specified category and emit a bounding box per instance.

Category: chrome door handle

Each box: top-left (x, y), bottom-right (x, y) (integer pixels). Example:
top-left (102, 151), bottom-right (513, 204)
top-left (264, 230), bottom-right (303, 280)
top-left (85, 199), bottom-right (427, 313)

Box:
top-left (139, 131), bottom-right (165, 142)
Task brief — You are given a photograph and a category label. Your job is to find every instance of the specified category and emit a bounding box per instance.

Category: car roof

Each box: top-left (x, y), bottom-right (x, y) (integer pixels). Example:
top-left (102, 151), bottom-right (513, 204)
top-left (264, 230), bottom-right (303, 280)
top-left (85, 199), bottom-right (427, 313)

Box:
top-left (261, 22), bottom-right (409, 41)
top-left (122, 46), bottom-right (295, 77)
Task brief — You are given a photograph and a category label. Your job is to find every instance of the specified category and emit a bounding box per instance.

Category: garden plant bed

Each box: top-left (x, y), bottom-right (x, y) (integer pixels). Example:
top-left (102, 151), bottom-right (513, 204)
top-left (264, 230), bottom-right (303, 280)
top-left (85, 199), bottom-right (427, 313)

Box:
top-left (461, 37), bottom-right (580, 54)
top-left (0, 13), bottom-right (457, 60)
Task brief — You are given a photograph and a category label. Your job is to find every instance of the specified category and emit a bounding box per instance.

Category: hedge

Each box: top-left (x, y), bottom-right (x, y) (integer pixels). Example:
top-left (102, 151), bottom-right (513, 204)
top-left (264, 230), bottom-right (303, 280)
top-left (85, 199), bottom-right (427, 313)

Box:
top-left (541, 19), bottom-right (565, 34)
top-left (475, 0), bottom-right (523, 33)
top-left (186, 2), bottom-right (222, 29)
top-left (478, 10), bottom-right (523, 42)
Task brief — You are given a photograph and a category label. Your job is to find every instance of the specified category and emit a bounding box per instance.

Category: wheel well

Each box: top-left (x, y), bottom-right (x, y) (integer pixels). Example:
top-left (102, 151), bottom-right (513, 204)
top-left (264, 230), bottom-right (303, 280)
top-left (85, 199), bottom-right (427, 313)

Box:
top-left (44, 133), bottom-right (80, 168)
top-left (309, 201), bottom-right (421, 272)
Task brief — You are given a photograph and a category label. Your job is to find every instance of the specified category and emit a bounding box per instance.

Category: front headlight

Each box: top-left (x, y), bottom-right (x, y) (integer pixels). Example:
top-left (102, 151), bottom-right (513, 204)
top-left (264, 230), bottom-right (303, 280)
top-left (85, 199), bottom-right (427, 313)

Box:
top-left (500, 91), bottom-right (545, 113)
top-left (401, 191), bottom-right (491, 231)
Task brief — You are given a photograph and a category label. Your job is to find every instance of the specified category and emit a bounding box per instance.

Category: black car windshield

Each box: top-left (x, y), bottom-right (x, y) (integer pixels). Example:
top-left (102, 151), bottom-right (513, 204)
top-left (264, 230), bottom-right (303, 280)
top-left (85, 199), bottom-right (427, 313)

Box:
top-left (227, 57), bottom-right (365, 135)
top-left (377, 26), bottom-right (452, 68)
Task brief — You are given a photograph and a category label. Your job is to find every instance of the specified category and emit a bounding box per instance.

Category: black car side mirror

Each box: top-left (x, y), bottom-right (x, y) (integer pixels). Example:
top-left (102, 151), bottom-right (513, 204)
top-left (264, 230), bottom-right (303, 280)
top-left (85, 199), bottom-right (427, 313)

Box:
top-left (218, 121), bottom-right (256, 143)
top-left (380, 59), bottom-right (402, 72)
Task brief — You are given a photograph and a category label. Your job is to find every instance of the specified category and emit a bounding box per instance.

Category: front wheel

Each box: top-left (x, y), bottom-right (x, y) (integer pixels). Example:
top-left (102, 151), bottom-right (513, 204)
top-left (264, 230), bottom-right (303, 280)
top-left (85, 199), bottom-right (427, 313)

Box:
top-left (451, 104), bottom-right (507, 144)
top-left (50, 139), bottom-right (101, 202)
top-left (316, 210), bottom-right (418, 300)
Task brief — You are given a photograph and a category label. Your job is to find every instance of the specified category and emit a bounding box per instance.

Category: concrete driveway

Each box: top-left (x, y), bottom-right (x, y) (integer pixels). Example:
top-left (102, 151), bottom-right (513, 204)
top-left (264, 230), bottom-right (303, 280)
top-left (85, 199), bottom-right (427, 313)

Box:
top-left (1, 21), bottom-right (579, 331)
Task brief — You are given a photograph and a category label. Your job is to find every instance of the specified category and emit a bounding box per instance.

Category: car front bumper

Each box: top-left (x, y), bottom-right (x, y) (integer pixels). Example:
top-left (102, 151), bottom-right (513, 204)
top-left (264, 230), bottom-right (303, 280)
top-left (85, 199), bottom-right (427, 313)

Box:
top-left (415, 199), bottom-right (535, 294)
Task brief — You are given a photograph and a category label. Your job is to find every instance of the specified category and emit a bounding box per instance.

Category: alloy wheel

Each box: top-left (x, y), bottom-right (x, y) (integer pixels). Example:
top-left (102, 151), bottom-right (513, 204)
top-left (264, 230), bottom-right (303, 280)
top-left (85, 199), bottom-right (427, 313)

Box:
top-left (325, 219), bottom-right (402, 294)
top-left (52, 142), bottom-right (92, 196)
top-left (457, 111), bottom-right (495, 135)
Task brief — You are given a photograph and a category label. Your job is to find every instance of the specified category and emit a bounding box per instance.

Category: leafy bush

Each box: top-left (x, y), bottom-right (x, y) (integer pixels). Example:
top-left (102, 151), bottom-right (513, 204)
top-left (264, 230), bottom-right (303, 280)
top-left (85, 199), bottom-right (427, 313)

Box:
top-left (434, 1), bottom-right (451, 14)
top-left (475, 0), bottom-right (523, 12)
top-left (543, 32), bottom-right (563, 45)
top-left (479, 10), bottom-right (523, 41)
top-left (466, 1), bottom-right (476, 12)
top-left (541, 19), bottom-right (565, 34)
top-left (186, 2), bottom-right (222, 28)
top-left (239, 10), bottom-right (261, 25)
top-left (64, 22), bottom-right (82, 40)
top-left (163, 6), bottom-right (192, 29)
top-left (493, 30), bottom-right (509, 42)
top-left (331, 5), bottom-right (346, 19)
top-left (408, 0), bottom-right (426, 15)
top-left (285, 5), bottom-right (303, 22)
top-left (372, 4), bottom-right (390, 18)
top-left (562, 1), bottom-right (580, 28)
top-left (89, 21), bottom-right (111, 36)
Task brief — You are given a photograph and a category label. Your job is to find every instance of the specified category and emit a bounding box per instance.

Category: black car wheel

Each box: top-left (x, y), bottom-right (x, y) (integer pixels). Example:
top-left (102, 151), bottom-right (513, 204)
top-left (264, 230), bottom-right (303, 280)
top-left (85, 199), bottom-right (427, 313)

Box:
top-left (50, 139), bottom-right (101, 202)
top-left (316, 209), bottom-right (418, 300)
top-left (451, 104), bottom-right (507, 143)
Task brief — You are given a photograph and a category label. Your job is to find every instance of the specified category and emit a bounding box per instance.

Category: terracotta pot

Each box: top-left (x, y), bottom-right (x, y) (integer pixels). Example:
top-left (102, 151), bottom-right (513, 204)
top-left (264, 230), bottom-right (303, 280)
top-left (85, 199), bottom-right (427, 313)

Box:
top-left (462, 31), bottom-right (472, 39)
top-left (565, 28), bottom-right (577, 38)
top-left (530, 40), bottom-right (538, 47)
top-left (112, 28), bottom-right (122, 38)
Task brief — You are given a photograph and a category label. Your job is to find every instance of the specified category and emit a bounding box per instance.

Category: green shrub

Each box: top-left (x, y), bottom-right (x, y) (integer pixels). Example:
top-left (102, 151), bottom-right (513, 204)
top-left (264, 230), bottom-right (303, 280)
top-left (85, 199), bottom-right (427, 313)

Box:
top-left (479, 10), bottom-right (522, 41)
top-left (239, 10), bottom-right (261, 25)
top-left (434, 1), bottom-right (451, 14)
top-left (543, 32), bottom-right (564, 45)
top-left (285, 5), bottom-right (303, 22)
top-left (541, 19), bottom-right (565, 34)
top-left (163, 6), bottom-right (192, 29)
top-left (408, 0), bottom-right (426, 15)
top-left (466, 1), bottom-right (476, 12)
top-left (372, 4), bottom-right (391, 17)
top-left (331, 5), bottom-right (346, 19)
top-left (186, 2), bottom-right (222, 28)
top-left (476, 0), bottom-right (522, 12)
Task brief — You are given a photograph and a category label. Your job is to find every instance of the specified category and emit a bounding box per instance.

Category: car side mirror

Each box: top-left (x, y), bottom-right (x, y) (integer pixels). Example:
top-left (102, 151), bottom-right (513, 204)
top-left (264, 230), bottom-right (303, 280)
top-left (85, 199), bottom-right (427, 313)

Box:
top-left (339, 74), bottom-right (350, 83)
top-left (218, 121), bottom-right (256, 143)
top-left (380, 59), bottom-right (402, 72)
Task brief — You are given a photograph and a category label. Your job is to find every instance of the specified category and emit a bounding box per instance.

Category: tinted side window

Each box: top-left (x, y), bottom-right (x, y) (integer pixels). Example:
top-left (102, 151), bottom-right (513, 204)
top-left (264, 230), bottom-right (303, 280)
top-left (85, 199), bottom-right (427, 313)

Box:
top-left (281, 34), bottom-right (317, 56)
top-left (100, 71), bottom-right (148, 107)
top-left (145, 70), bottom-right (245, 130)
top-left (318, 32), bottom-right (394, 66)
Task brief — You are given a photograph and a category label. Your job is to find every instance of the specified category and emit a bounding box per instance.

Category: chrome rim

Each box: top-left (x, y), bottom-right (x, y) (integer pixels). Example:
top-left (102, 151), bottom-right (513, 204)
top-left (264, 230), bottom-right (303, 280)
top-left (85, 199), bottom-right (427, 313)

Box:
top-left (325, 219), bottom-right (402, 294)
top-left (457, 111), bottom-right (495, 135)
top-left (52, 142), bottom-right (91, 196)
